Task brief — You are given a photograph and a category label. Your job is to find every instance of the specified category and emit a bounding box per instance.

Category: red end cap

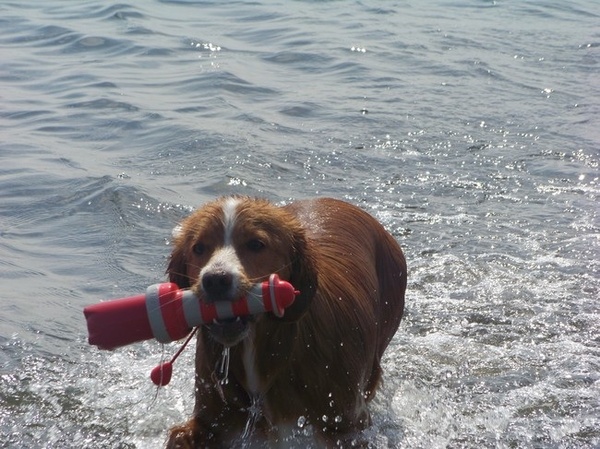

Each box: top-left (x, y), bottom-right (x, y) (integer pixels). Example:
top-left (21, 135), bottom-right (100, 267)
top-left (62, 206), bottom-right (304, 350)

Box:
top-left (268, 274), bottom-right (299, 316)
top-left (150, 361), bottom-right (173, 386)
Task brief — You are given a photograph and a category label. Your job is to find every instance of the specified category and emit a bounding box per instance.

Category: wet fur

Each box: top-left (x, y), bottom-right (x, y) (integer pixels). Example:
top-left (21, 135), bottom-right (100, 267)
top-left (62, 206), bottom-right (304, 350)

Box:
top-left (165, 197), bottom-right (406, 448)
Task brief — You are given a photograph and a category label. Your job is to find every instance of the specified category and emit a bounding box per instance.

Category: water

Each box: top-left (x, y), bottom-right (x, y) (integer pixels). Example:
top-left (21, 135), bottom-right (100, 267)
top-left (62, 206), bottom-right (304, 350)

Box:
top-left (0, 0), bottom-right (598, 447)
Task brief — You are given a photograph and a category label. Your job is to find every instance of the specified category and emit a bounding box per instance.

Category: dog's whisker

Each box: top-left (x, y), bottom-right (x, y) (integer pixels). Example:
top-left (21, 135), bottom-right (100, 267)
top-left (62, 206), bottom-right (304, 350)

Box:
top-left (245, 261), bottom-right (295, 285)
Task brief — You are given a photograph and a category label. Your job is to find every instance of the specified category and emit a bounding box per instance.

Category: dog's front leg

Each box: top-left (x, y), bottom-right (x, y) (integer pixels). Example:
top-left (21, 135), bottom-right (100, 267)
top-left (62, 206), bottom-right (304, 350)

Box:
top-left (166, 418), bottom-right (201, 449)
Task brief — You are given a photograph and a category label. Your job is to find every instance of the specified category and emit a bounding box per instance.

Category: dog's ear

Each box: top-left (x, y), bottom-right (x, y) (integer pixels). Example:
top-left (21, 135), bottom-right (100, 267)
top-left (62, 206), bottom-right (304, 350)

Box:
top-left (166, 224), bottom-right (191, 288)
top-left (277, 232), bottom-right (318, 322)
top-left (167, 250), bottom-right (191, 289)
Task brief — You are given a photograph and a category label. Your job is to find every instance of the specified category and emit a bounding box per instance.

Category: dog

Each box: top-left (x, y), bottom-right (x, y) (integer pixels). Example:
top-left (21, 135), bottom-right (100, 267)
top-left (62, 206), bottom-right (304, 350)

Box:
top-left (165, 196), bottom-right (406, 448)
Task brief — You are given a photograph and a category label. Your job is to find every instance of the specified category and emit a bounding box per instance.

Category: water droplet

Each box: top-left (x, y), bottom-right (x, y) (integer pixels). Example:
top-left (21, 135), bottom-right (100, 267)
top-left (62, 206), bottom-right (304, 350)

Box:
top-left (297, 416), bottom-right (306, 428)
top-left (322, 415), bottom-right (328, 422)
top-left (334, 415), bottom-right (342, 423)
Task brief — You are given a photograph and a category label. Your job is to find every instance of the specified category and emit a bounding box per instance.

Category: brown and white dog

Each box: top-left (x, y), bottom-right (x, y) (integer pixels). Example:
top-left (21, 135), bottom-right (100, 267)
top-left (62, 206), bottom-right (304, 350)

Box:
top-left (166, 196), bottom-right (406, 448)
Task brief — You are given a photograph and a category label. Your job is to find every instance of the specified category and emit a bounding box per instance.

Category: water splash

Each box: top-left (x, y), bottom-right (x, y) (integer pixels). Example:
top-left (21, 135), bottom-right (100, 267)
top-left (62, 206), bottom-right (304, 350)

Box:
top-left (216, 346), bottom-right (231, 385)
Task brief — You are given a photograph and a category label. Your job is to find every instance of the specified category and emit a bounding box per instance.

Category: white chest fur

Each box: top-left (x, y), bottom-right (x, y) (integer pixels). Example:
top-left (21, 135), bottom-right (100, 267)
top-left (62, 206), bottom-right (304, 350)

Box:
top-left (242, 333), bottom-right (260, 395)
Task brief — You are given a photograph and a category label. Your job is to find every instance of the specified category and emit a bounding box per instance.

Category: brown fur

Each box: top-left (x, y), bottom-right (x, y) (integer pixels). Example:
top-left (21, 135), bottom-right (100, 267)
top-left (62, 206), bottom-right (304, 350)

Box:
top-left (165, 197), bottom-right (406, 448)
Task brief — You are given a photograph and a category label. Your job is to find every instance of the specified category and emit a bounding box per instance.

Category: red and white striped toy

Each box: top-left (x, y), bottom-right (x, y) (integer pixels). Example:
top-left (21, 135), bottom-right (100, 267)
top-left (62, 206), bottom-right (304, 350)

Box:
top-left (84, 274), bottom-right (299, 350)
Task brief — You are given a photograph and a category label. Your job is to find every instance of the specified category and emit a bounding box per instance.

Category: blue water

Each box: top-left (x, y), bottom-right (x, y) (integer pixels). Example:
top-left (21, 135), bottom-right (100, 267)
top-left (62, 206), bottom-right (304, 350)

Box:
top-left (1, 1), bottom-right (598, 448)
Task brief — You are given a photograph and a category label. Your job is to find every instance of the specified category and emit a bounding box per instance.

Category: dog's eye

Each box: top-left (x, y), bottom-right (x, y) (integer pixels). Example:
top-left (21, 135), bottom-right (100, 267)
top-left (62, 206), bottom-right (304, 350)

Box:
top-left (192, 242), bottom-right (206, 256)
top-left (246, 239), bottom-right (265, 252)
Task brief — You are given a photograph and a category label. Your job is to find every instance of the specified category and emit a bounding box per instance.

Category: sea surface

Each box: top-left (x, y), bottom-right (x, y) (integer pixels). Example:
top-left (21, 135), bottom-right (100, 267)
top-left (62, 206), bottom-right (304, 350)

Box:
top-left (0, 1), bottom-right (598, 448)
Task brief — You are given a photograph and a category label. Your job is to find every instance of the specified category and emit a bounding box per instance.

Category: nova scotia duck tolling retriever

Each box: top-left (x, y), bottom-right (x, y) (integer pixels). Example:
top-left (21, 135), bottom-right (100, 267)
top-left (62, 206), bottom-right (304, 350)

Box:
top-left (165, 196), bottom-right (406, 448)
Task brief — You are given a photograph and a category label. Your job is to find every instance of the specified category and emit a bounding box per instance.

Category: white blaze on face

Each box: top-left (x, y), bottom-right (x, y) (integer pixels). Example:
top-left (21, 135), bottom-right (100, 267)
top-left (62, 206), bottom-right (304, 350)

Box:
top-left (222, 197), bottom-right (240, 246)
top-left (199, 197), bottom-right (243, 296)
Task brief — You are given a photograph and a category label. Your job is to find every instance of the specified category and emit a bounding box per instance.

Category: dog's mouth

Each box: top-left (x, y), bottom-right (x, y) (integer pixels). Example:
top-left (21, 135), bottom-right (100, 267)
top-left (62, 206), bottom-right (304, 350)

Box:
top-left (206, 315), bottom-right (251, 347)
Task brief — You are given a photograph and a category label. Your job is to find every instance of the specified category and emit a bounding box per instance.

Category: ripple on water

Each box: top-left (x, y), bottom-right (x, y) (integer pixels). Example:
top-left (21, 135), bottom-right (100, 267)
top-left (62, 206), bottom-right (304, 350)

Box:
top-left (1, 0), bottom-right (598, 447)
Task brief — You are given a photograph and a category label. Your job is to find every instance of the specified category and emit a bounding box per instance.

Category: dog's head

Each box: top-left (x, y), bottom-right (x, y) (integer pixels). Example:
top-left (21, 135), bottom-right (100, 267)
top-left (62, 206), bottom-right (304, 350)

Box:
top-left (167, 196), bottom-right (318, 346)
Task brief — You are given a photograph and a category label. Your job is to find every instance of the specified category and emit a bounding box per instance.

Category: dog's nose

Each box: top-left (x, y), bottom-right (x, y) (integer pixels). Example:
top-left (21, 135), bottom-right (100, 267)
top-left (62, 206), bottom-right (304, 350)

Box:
top-left (202, 271), bottom-right (234, 300)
